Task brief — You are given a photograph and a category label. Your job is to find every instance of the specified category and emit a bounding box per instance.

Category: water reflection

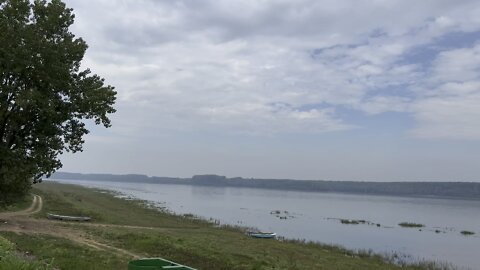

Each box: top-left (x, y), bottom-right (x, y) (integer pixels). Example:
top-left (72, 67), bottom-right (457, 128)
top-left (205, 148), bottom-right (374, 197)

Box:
top-left (191, 185), bottom-right (226, 197)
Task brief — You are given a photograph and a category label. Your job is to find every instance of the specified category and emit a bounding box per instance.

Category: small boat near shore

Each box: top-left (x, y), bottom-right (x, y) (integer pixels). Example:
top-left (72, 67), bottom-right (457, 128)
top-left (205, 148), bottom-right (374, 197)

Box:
top-left (246, 231), bottom-right (277, 239)
top-left (47, 213), bottom-right (91, 222)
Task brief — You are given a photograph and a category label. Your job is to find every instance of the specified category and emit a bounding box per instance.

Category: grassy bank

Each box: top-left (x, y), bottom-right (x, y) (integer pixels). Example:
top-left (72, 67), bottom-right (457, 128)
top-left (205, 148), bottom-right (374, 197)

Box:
top-left (0, 235), bottom-right (48, 270)
top-left (0, 182), bottom-right (449, 270)
top-left (0, 194), bottom-right (33, 212)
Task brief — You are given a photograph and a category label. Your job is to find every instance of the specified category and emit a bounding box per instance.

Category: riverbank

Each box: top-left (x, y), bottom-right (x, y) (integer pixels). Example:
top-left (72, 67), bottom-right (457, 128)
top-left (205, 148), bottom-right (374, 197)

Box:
top-left (0, 182), bottom-right (451, 270)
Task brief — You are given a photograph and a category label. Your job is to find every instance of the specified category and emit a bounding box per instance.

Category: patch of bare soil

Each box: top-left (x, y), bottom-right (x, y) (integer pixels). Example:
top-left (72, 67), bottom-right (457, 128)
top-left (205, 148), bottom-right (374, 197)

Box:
top-left (0, 195), bottom-right (141, 259)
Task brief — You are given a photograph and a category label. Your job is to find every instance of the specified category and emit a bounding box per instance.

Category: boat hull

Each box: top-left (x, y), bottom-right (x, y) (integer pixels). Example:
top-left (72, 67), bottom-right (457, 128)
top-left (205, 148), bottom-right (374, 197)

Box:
top-left (247, 232), bottom-right (277, 238)
top-left (47, 213), bottom-right (91, 222)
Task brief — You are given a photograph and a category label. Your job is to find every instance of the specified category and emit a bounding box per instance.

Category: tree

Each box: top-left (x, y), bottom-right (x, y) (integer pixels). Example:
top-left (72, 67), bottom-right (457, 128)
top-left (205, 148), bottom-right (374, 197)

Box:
top-left (0, 0), bottom-right (116, 203)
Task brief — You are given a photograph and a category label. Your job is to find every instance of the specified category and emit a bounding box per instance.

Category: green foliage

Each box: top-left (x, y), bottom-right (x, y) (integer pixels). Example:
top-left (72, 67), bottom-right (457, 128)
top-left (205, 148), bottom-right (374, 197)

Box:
top-left (0, 193), bottom-right (30, 209)
top-left (0, 0), bottom-right (116, 202)
top-left (0, 235), bottom-right (15, 252)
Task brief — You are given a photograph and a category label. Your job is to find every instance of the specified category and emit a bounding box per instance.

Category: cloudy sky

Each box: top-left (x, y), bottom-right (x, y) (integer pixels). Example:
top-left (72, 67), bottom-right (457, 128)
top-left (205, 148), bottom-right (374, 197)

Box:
top-left (60, 0), bottom-right (480, 181)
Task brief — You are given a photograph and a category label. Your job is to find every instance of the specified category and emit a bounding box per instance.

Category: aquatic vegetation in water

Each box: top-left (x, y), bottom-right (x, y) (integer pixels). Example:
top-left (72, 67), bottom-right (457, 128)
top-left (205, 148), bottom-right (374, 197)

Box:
top-left (460, 230), bottom-right (475, 236)
top-left (270, 210), bottom-right (296, 220)
top-left (398, 222), bottom-right (425, 228)
top-left (326, 217), bottom-right (383, 227)
top-left (340, 219), bottom-right (366, 225)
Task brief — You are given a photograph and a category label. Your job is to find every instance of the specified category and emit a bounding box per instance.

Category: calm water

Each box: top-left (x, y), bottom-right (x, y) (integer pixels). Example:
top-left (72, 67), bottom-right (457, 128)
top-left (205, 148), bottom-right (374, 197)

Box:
top-left (51, 179), bottom-right (480, 269)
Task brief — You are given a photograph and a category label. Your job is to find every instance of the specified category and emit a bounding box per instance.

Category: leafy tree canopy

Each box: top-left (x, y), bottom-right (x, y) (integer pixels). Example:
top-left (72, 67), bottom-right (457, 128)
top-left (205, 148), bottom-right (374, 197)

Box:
top-left (0, 0), bottom-right (116, 203)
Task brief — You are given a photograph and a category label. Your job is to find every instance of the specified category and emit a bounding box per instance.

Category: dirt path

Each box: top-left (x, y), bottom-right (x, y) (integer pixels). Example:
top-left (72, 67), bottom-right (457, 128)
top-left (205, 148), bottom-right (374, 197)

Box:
top-left (0, 195), bottom-right (141, 259)
top-left (0, 194), bottom-right (43, 218)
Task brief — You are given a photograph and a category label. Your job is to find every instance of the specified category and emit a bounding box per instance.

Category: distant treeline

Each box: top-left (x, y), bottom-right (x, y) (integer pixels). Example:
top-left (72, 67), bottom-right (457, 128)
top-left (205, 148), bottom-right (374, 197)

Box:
top-left (49, 172), bottom-right (480, 200)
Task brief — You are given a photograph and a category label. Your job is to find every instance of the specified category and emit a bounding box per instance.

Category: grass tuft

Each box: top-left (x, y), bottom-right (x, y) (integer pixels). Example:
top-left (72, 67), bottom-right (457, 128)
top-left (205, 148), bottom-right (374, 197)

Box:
top-left (0, 235), bottom-right (50, 270)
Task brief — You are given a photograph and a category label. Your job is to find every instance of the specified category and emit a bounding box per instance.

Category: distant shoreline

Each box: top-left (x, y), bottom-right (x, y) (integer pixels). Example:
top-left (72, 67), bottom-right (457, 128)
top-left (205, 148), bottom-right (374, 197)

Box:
top-left (48, 172), bottom-right (480, 201)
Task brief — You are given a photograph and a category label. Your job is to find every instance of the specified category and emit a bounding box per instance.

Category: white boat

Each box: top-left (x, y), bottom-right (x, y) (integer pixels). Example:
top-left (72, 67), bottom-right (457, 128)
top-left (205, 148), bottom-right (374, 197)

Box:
top-left (47, 213), bottom-right (91, 221)
top-left (246, 231), bottom-right (277, 238)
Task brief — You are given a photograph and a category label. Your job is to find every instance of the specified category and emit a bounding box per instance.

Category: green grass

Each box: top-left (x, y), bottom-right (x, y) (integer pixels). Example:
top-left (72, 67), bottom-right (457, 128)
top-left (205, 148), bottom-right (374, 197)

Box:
top-left (0, 232), bottom-right (126, 270)
top-left (0, 194), bottom-right (33, 212)
top-left (399, 222), bottom-right (425, 228)
top-left (33, 182), bottom-right (205, 229)
top-left (0, 235), bottom-right (49, 270)
top-left (1, 182), bottom-right (453, 270)
top-left (82, 224), bottom-right (428, 270)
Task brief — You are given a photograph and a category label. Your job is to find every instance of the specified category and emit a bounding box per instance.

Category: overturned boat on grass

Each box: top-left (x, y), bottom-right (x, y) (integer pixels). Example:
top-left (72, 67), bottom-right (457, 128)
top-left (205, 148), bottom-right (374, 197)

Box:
top-left (246, 231), bottom-right (277, 239)
top-left (47, 213), bottom-right (91, 222)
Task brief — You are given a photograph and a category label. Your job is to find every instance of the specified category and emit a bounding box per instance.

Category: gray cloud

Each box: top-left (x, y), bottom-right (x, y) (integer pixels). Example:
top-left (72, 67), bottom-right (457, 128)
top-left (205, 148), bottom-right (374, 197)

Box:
top-left (61, 0), bottom-right (480, 138)
top-left (56, 0), bottom-right (480, 180)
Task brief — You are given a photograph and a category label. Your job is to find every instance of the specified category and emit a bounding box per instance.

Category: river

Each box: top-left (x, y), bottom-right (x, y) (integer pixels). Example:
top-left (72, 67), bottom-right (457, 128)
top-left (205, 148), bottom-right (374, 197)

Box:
top-left (50, 179), bottom-right (480, 269)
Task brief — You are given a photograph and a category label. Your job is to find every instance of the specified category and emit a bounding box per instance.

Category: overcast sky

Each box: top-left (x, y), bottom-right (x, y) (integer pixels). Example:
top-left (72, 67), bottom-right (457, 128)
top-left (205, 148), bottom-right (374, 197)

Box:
top-left (59, 0), bottom-right (480, 181)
